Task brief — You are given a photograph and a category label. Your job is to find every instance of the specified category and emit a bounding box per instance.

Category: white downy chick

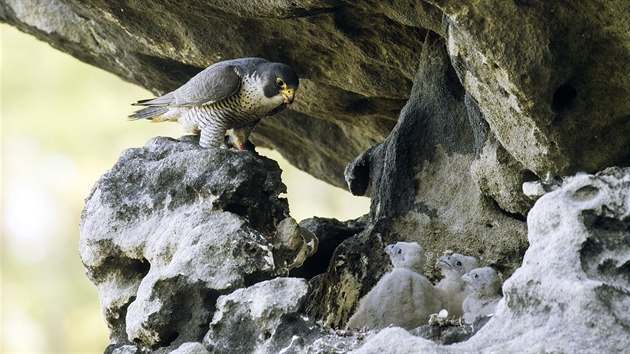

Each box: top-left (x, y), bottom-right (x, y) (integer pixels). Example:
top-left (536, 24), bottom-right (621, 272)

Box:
top-left (346, 242), bottom-right (444, 330)
top-left (435, 253), bottom-right (479, 318)
top-left (385, 241), bottom-right (424, 272)
top-left (461, 266), bottom-right (502, 323)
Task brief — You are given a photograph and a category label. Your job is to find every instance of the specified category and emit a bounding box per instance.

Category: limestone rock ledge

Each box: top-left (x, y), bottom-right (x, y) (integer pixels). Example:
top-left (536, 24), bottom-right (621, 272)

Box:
top-left (79, 136), bottom-right (317, 351)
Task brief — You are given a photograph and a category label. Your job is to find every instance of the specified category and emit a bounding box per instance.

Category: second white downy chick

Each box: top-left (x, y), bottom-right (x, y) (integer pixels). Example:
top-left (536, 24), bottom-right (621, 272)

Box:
top-left (435, 253), bottom-right (479, 318)
top-left (462, 266), bottom-right (502, 323)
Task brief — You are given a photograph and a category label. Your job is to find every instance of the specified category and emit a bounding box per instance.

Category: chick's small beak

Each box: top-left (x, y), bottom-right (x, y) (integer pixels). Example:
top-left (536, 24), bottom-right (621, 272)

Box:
top-left (438, 259), bottom-right (452, 269)
top-left (280, 88), bottom-right (296, 104)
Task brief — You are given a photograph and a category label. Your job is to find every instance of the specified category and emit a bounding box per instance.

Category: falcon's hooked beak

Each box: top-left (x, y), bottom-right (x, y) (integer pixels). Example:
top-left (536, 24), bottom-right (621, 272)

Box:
top-left (280, 88), bottom-right (296, 104)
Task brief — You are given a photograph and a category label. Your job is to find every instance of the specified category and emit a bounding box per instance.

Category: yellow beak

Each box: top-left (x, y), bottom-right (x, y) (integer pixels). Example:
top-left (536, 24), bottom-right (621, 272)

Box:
top-left (280, 88), bottom-right (296, 104)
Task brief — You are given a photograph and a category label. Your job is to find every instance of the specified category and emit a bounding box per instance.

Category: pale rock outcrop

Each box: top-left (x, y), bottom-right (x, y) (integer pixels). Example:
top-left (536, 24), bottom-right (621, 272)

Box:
top-left (353, 168), bottom-right (630, 353)
top-left (79, 136), bottom-right (316, 351)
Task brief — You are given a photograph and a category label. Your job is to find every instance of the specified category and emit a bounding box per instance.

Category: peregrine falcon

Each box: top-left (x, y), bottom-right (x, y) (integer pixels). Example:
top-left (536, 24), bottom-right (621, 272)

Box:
top-left (129, 57), bottom-right (299, 150)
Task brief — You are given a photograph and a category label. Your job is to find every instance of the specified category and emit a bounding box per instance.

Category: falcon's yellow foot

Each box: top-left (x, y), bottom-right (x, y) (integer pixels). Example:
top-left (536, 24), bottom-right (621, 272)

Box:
top-left (223, 135), bottom-right (253, 152)
top-left (232, 135), bottom-right (246, 151)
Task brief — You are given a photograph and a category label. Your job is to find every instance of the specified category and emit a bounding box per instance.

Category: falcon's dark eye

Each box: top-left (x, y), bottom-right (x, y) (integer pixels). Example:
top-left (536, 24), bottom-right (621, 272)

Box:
top-left (276, 78), bottom-right (285, 87)
top-left (456, 261), bottom-right (462, 266)
top-left (397, 249), bottom-right (402, 254)
top-left (474, 274), bottom-right (479, 279)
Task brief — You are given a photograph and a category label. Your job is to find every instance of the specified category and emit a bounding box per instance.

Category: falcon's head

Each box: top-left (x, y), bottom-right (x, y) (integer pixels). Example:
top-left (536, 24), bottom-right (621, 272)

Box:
top-left (259, 62), bottom-right (299, 105)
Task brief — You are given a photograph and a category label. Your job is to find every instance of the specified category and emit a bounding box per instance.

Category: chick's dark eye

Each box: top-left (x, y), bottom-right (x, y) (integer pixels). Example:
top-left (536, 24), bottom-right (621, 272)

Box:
top-left (397, 249), bottom-right (402, 254)
top-left (276, 78), bottom-right (285, 87)
top-left (456, 261), bottom-right (462, 266)
top-left (474, 274), bottom-right (479, 279)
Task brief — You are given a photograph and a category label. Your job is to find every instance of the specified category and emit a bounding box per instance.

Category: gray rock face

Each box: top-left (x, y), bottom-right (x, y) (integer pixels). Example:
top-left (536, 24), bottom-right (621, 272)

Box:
top-left (205, 277), bottom-right (366, 354)
top-left (8, 0), bottom-right (629, 352)
top-left (475, 167), bottom-right (630, 353)
top-left (441, 2), bottom-right (630, 174)
top-left (204, 278), bottom-right (322, 354)
top-left (312, 34), bottom-right (527, 328)
top-left (2, 0), bottom-right (627, 190)
top-left (204, 278), bottom-right (312, 354)
top-left (79, 136), bottom-right (315, 350)
top-left (352, 167), bottom-right (630, 353)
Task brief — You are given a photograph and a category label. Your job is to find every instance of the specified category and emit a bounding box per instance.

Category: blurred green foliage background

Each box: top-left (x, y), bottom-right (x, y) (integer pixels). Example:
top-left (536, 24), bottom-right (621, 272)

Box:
top-left (1, 25), bottom-right (369, 352)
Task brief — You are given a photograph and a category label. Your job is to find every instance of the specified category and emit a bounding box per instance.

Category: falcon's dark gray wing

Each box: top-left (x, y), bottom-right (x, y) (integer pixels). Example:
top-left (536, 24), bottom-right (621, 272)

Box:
top-left (129, 65), bottom-right (239, 108)
top-left (132, 92), bottom-right (175, 106)
top-left (172, 63), bottom-right (242, 106)
top-left (131, 57), bottom-right (269, 108)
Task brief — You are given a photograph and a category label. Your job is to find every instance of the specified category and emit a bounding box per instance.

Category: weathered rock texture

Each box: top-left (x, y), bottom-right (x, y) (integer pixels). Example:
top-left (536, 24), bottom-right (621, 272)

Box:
top-left (204, 277), bottom-right (313, 354)
top-left (2, 0), bottom-right (628, 189)
top-left (204, 277), bottom-right (363, 354)
top-left (352, 168), bottom-right (630, 353)
top-left (79, 137), bottom-right (316, 351)
top-left (81, 160), bottom-right (630, 353)
top-left (311, 33), bottom-right (527, 328)
top-left (6, 0), bottom-right (629, 352)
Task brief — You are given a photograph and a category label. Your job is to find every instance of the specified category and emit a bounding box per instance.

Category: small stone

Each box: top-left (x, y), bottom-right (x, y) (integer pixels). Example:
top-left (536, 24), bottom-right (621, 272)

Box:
top-left (169, 342), bottom-right (210, 354)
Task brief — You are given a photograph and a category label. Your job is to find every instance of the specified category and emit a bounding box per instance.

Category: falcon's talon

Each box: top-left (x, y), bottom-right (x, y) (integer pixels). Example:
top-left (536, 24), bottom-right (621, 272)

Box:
top-left (129, 57), bottom-right (299, 148)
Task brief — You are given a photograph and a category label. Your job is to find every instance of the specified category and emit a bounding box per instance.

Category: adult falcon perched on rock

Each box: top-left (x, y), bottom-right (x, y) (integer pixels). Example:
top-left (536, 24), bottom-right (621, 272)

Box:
top-left (129, 57), bottom-right (299, 150)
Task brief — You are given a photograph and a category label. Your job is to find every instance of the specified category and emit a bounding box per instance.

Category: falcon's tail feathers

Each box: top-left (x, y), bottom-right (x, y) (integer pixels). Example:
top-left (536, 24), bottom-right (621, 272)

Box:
top-left (132, 92), bottom-right (175, 106)
top-left (128, 106), bottom-right (169, 120)
top-left (129, 92), bottom-right (176, 120)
